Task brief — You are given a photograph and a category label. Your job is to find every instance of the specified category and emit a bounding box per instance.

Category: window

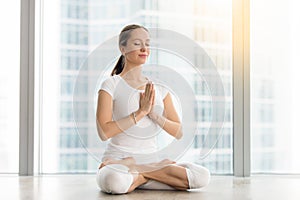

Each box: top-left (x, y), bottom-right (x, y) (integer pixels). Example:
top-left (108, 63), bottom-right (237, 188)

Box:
top-left (251, 0), bottom-right (300, 173)
top-left (61, 49), bottom-right (88, 70)
top-left (39, 0), bottom-right (232, 174)
top-left (8, 0), bottom-right (300, 176)
top-left (59, 153), bottom-right (88, 172)
top-left (0, 1), bottom-right (20, 173)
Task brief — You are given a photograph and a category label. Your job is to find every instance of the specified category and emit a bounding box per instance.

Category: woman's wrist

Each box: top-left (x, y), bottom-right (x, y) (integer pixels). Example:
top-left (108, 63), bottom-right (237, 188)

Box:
top-left (148, 112), bottom-right (166, 128)
top-left (148, 111), bottom-right (157, 120)
top-left (134, 109), bottom-right (147, 122)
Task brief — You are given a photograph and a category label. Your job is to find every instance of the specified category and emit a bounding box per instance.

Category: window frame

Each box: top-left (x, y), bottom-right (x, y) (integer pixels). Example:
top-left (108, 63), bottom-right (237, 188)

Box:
top-left (19, 0), bottom-right (35, 176)
top-left (232, 0), bottom-right (250, 177)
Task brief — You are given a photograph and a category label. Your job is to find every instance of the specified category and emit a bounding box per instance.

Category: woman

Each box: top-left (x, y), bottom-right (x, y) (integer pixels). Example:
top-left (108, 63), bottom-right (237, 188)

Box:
top-left (96, 24), bottom-right (210, 194)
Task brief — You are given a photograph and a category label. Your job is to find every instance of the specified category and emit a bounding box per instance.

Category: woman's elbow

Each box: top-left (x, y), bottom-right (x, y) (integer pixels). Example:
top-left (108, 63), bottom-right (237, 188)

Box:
top-left (97, 129), bottom-right (109, 141)
top-left (175, 132), bottom-right (183, 140)
top-left (99, 133), bottom-right (109, 141)
top-left (174, 127), bottom-right (183, 140)
top-left (96, 120), bottom-right (110, 141)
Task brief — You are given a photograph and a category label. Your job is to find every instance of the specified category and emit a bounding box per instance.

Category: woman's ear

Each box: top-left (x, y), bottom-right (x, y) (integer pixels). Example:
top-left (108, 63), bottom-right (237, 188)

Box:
top-left (120, 46), bottom-right (126, 56)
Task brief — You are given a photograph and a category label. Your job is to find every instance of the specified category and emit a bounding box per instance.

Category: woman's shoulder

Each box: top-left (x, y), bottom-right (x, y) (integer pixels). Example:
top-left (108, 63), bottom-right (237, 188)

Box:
top-left (102, 75), bottom-right (121, 85)
top-left (99, 75), bottom-right (121, 94)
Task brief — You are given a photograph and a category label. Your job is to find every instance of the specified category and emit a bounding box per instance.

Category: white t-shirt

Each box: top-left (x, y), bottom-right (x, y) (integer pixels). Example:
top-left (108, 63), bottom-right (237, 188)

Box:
top-left (99, 75), bottom-right (169, 161)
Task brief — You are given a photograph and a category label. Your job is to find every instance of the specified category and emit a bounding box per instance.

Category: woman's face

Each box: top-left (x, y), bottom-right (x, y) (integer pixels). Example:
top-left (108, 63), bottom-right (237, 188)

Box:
top-left (121, 28), bottom-right (150, 65)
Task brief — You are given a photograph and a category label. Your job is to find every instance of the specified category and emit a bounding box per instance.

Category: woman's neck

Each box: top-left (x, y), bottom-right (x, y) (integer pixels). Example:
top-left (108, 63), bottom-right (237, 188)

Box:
top-left (120, 64), bottom-right (143, 81)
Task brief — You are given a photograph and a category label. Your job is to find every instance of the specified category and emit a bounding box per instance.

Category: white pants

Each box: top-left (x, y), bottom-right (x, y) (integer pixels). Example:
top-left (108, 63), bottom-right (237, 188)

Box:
top-left (96, 162), bottom-right (210, 194)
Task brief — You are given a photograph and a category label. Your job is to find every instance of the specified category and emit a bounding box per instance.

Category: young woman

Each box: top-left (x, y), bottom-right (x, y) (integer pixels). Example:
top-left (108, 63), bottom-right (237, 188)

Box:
top-left (96, 24), bottom-right (210, 194)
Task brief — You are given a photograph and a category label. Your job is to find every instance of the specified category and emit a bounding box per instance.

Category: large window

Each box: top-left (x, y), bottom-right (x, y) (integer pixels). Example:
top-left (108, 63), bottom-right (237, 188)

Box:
top-left (3, 0), bottom-right (298, 176)
top-left (0, 1), bottom-right (20, 173)
top-left (7, 0), bottom-right (300, 176)
top-left (39, 0), bottom-right (233, 174)
top-left (251, 0), bottom-right (300, 173)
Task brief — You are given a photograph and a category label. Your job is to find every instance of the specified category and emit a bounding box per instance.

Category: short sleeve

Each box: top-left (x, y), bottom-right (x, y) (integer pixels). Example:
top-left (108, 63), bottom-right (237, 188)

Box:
top-left (99, 77), bottom-right (116, 99)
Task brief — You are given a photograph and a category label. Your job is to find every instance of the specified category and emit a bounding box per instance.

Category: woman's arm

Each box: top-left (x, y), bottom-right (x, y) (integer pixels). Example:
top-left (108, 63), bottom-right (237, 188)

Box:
top-left (96, 90), bottom-right (146, 141)
top-left (96, 82), bottom-right (154, 141)
top-left (149, 93), bottom-right (183, 139)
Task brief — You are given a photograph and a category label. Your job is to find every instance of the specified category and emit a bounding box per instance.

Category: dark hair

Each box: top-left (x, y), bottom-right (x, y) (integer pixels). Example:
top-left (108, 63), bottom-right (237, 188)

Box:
top-left (111, 24), bottom-right (148, 76)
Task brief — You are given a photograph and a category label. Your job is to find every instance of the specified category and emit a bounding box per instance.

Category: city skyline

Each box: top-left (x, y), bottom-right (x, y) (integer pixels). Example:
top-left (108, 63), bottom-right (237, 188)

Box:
top-left (1, 0), bottom-right (300, 174)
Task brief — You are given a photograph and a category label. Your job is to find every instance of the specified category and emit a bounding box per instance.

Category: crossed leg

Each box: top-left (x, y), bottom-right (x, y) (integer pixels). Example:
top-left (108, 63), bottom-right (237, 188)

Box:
top-left (140, 164), bottom-right (189, 190)
top-left (99, 157), bottom-right (189, 192)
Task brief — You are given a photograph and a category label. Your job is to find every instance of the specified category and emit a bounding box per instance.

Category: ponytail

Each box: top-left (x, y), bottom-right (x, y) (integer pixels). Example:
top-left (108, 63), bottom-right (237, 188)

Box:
top-left (111, 55), bottom-right (124, 76)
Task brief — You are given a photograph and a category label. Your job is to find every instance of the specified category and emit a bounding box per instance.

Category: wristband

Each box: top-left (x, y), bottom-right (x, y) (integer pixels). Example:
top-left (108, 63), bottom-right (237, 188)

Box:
top-left (132, 112), bottom-right (137, 124)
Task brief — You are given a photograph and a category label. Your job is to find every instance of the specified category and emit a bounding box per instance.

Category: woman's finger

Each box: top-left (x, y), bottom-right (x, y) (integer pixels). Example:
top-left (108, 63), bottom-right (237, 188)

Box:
top-left (152, 88), bottom-right (155, 105)
top-left (150, 83), bottom-right (155, 102)
top-left (145, 82), bottom-right (150, 98)
top-left (145, 82), bottom-right (152, 99)
top-left (139, 92), bottom-right (143, 105)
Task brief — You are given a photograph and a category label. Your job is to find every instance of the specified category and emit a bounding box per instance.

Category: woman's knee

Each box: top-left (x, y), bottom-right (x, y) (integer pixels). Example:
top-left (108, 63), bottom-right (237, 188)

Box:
top-left (96, 164), bottom-right (133, 194)
top-left (196, 166), bottom-right (211, 187)
top-left (177, 162), bottom-right (211, 189)
top-left (187, 165), bottom-right (211, 189)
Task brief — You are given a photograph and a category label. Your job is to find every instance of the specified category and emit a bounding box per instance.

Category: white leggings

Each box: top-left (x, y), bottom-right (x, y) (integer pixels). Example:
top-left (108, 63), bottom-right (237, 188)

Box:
top-left (96, 162), bottom-right (210, 194)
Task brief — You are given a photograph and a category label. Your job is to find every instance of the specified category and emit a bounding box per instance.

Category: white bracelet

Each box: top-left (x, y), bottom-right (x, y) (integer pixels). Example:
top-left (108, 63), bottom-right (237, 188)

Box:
top-left (132, 112), bottom-right (137, 124)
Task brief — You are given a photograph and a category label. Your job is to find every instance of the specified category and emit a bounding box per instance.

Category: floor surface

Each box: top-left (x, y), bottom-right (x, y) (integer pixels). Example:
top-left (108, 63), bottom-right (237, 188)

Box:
top-left (1, 175), bottom-right (300, 200)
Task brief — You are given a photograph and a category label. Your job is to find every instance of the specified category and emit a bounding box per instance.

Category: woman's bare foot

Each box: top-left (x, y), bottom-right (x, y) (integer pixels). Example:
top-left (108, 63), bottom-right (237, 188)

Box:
top-left (146, 159), bottom-right (176, 169)
top-left (99, 157), bottom-right (136, 169)
top-left (122, 157), bottom-right (136, 167)
top-left (157, 159), bottom-right (176, 165)
top-left (127, 173), bottom-right (149, 193)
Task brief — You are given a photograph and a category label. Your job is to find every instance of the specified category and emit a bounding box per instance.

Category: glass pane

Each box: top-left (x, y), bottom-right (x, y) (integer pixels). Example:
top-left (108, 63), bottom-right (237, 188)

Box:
top-left (251, 0), bottom-right (300, 173)
top-left (41, 0), bottom-right (232, 174)
top-left (0, 1), bottom-right (20, 173)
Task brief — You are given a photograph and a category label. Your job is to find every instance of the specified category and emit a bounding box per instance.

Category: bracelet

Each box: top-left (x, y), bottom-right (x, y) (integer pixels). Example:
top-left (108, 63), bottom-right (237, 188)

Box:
top-left (132, 112), bottom-right (137, 124)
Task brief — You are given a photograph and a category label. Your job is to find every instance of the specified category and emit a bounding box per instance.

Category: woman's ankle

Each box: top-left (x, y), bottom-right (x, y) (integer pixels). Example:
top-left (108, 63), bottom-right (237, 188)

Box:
top-left (127, 174), bottom-right (148, 193)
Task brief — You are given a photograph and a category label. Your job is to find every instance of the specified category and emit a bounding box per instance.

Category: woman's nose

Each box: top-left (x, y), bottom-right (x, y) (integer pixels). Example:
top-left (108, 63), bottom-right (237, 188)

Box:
top-left (140, 46), bottom-right (146, 52)
top-left (140, 43), bottom-right (148, 51)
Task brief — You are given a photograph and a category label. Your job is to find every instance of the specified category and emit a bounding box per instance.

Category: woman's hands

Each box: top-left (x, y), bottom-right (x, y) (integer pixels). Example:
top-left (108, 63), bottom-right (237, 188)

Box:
top-left (139, 82), bottom-right (155, 115)
top-left (136, 82), bottom-right (182, 139)
top-left (138, 82), bottom-right (165, 128)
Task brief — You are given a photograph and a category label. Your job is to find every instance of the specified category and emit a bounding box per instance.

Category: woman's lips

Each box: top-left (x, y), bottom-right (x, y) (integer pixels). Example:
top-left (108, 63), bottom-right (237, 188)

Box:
top-left (138, 54), bottom-right (148, 58)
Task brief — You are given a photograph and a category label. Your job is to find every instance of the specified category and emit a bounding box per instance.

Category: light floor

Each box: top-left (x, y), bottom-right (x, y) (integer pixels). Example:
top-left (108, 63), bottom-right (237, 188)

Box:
top-left (1, 175), bottom-right (300, 200)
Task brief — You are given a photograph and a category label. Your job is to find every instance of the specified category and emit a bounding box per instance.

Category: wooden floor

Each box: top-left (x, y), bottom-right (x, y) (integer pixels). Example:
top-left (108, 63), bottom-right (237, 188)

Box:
top-left (1, 175), bottom-right (300, 200)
